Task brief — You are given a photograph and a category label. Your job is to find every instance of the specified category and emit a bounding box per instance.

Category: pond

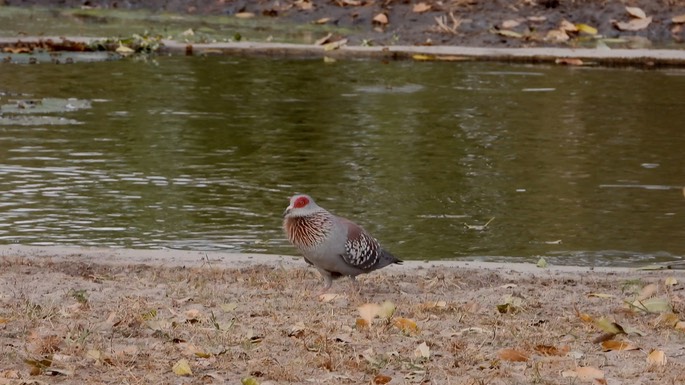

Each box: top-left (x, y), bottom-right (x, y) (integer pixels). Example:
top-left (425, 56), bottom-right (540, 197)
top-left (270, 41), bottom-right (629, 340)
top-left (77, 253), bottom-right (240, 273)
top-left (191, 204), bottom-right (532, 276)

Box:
top-left (0, 56), bottom-right (684, 266)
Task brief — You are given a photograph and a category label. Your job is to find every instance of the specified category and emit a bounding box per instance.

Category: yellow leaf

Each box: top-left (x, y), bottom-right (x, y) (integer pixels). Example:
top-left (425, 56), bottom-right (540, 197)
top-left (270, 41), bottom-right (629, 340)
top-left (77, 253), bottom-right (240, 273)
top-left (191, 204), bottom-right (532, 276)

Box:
top-left (536, 257), bottom-right (548, 268)
top-left (594, 318), bottom-right (623, 334)
top-left (561, 366), bottom-right (605, 381)
top-left (373, 13), bottom-right (389, 25)
top-left (498, 348), bottom-right (529, 362)
top-left (0, 317), bottom-right (8, 324)
top-left (172, 359), bottom-right (192, 376)
top-left (576, 23), bottom-right (598, 35)
top-left (625, 6), bottom-right (647, 19)
top-left (241, 377), bottom-right (260, 385)
top-left (664, 276), bottom-right (678, 286)
top-left (379, 301), bottom-right (396, 318)
top-left (412, 2), bottom-right (431, 13)
top-left (412, 54), bottom-right (435, 61)
top-left (634, 297), bottom-right (672, 313)
top-left (394, 317), bottom-right (419, 334)
top-left (601, 340), bottom-right (639, 351)
top-left (653, 313), bottom-right (680, 327)
top-left (355, 318), bottom-right (369, 329)
top-left (647, 349), bottom-right (667, 366)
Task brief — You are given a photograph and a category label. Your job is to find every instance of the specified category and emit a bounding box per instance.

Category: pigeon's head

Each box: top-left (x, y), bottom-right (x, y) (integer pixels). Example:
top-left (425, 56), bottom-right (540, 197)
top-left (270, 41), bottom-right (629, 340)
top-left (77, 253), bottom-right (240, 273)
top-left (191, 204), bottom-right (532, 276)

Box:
top-left (284, 194), bottom-right (322, 218)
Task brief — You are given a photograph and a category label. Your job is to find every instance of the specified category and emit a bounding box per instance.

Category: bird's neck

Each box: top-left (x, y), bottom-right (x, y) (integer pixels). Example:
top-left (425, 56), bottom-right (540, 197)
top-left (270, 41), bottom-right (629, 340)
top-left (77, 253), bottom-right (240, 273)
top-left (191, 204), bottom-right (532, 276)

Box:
top-left (284, 211), bottom-right (332, 249)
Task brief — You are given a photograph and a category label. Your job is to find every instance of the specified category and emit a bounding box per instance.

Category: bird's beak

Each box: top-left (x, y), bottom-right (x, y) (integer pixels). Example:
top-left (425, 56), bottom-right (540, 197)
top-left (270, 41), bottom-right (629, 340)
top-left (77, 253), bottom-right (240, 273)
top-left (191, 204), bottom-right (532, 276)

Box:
top-left (283, 205), bottom-right (293, 217)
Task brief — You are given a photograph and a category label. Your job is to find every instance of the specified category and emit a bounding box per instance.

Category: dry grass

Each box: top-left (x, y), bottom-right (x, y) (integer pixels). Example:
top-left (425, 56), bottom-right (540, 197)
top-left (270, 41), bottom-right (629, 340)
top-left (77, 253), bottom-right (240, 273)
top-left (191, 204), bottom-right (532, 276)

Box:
top-left (1, 256), bottom-right (684, 384)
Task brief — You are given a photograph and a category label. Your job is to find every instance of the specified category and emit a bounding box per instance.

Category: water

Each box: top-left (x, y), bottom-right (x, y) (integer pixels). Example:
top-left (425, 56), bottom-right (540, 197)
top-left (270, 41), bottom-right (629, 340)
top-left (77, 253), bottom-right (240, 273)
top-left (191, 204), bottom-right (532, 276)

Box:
top-left (1, 56), bottom-right (684, 266)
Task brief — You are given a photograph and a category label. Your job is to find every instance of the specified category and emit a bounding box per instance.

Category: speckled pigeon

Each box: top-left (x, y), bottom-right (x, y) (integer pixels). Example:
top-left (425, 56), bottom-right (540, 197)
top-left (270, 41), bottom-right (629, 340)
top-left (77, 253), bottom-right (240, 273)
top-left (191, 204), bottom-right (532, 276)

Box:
top-left (282, 194), bottom-right (402, 291)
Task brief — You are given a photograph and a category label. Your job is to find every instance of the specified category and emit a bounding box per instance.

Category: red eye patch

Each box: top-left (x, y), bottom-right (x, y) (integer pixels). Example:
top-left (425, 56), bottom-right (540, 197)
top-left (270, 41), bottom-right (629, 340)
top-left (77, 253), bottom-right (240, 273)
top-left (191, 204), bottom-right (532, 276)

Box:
top-left (294, 196), bottom-right (309, 208)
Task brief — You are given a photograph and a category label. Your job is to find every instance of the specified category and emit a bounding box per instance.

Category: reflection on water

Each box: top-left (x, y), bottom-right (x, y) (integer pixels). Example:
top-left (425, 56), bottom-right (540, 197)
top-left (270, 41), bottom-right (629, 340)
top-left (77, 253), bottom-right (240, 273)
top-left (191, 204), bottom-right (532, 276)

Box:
top-left (0, 57), bottom-right (684, 266)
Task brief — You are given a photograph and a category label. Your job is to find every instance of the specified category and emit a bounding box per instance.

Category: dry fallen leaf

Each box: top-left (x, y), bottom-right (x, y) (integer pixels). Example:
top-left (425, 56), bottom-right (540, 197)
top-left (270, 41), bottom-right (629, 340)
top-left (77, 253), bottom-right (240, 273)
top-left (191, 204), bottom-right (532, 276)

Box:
top-left (413, 2), bottom-right (431, 13)
top-left (587, 293), bottom-right (616, 299)
top-left (673, 14), bottom-right (685, 24)
top-left (561, 366), bottom-right (605, 382)
top-left (576, 23), bottom-right (598, 35)
top-left (172, 359), bottom-right (192, 376)
top-left (675, 321), bottom-right (685, 331)
top-left (534, 344), bottom-right (570, 356)
top-left (394, 317), bottom-right (419, 334)
top-left (313, 17), bottom-right (332, 25)
top-left (546, 29), bottom-right (569, 42)
top-left (373, 374), bottom-right (392, 384)
top-left (559, 20), bottom-right (578, 32)
top-left (614, 17), bottom-right (652, 31)
top-left (502, 19), bottom-right (522, 29)
top-left (664, 276), bottom-right (678, 286)
top-left (358, 303), bottom-right (381, 324)
top-left (601, 340), bottom-right (639, 351)
top-left (498, 348), bottom-right (529, 362)
top-left (647, 349), bottom-right (667, 366)
top-left (373, 13), bottom-right (389, 25)
top-left (314, 32), bottom-right (333, 46)
top-left (295, 0), bottom-right (313, 10)
top-left (319, 293), bottom-right (342, 302)
top-left (638, 283), bottom-right (658, 300)
top-left (625, 6), bottom-right (647, 19)
top-left (414, 342), bottom-right (430, 359)
top-left (355, 318), bottom-right (369, 329)
top-left (594, 318), bottom-right (624, 334)
top-left (496, 29), bottom-right (523, 38)
top-left (234, 12), bottom-right (256, 19)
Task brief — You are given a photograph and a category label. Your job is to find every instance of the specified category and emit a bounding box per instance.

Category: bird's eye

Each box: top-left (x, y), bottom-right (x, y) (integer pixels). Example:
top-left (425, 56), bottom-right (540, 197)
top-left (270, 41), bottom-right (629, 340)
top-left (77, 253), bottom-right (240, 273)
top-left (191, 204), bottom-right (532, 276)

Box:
top-left (295, 197), bottom-right (308, 208)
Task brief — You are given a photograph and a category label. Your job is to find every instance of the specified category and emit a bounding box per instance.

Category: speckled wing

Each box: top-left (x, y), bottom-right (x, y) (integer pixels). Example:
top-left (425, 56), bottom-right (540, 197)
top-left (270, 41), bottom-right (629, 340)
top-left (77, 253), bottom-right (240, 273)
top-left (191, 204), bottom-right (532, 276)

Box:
top-left (339, 218), bottom-right (382, 271)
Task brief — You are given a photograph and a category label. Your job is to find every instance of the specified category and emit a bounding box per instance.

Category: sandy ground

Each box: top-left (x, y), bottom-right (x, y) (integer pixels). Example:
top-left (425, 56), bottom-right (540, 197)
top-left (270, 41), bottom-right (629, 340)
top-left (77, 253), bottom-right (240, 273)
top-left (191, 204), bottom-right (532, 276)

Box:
top-left (1, 245), bottom-right (684, 385)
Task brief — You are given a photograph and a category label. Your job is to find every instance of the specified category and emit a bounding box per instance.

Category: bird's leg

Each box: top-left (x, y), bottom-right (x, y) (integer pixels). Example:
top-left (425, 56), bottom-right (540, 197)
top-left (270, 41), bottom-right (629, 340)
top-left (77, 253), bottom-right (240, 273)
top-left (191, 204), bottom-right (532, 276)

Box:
top-left (315, 269), bottom-right (334, 296)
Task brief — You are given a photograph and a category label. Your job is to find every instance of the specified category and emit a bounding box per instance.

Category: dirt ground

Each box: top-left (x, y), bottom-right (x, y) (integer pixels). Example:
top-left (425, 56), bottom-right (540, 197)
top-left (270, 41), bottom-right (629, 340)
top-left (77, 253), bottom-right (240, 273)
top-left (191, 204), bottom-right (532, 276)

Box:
top-left (1, 246), bottom-right (684, 385)
top-left (4, 0), bottom-right (685, 47)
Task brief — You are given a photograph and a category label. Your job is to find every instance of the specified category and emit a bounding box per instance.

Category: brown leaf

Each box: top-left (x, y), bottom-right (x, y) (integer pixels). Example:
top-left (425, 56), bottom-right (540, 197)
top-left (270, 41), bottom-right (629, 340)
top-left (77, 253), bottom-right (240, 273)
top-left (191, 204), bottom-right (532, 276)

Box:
top-left (412, 2), bottom-right (431, 13)
top-left (626, 6), bottom-right (647, 19)
top-left (601, 340), bottom-right (639, 351)
top-left (498, 348), bottom-right (529, 362)
top-left (614, 17), bottom-right (652, 31)
top-left (373, 13), bottom-right (389, 25)
top-left (373, 374), bottom-right (392, 384)
top-left (561, 366), bottom-right (605, 381)
top-left (673, 14), bottom-right (685, 24)
top-left (647, 349), bottom-right (667, 366)
top-left (355, 318), bottom-right (369, 329)
top-left (535, 344), bottom-right (569, 356)
top-left (313, 17), bottom-right (332, 25)
top-left (394, 318), bottom-right (420, 334)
